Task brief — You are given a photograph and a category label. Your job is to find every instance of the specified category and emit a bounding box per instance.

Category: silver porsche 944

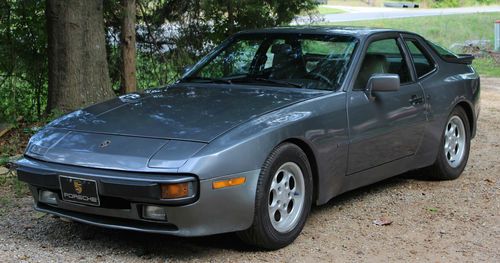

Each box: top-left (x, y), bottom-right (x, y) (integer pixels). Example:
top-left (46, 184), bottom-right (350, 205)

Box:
top-left (16, 27), bottom-right (480, 249)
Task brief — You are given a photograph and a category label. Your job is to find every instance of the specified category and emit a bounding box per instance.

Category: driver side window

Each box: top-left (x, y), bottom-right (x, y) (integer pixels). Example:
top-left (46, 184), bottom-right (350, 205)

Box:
top-left (354, 38), bottom-right (411, 90)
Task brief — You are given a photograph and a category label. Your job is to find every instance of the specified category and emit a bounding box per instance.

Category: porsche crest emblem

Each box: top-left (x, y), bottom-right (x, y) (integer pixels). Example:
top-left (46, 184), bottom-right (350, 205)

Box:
top-left (73, 180), bottom-right (83, 194)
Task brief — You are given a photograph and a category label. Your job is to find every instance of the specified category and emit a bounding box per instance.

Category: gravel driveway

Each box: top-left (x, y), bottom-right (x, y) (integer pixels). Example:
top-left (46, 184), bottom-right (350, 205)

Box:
top-left (1, 78), bottom-right (499, 263)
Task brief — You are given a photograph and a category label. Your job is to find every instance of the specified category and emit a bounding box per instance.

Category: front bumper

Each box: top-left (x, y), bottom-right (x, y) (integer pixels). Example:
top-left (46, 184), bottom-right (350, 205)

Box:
top-left (16, 157), bottom-right (260, 236)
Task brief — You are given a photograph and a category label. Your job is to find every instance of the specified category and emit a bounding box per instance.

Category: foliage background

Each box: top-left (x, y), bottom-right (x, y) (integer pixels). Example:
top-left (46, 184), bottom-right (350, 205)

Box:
top-left (0, 0), bottom-right (47, 123)
top-left (0, 0), bottom-right (317, 123)
top-left (0, 0), bottom-right (499, 124)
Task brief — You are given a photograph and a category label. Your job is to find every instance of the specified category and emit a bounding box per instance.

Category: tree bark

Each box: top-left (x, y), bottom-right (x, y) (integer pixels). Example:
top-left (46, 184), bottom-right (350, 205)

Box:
top-left (46, 0), bottom-right (114, 113)
top-left (227, 0), bottom-right (234, 35)
top-left (120, 0), bottom-right (137, 94)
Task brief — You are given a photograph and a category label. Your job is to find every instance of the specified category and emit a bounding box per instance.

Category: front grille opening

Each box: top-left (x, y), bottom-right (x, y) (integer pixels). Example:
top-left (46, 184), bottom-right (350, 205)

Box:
top-left (99, 195), bottom-right (131, 209)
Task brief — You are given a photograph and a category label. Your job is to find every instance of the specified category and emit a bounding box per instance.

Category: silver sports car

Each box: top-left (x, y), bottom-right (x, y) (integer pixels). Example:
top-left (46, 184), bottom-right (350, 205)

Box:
top-left (17, 27), bottom-right (480, 249)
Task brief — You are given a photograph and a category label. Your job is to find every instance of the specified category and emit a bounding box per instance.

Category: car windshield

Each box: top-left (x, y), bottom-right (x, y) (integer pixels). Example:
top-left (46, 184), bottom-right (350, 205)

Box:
top-left (182, 34), bottom-right (358, 90)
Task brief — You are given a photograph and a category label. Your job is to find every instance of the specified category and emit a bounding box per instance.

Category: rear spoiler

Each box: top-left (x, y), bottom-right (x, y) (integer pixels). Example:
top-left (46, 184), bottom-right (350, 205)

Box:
top-left (442, 54), bottom-right (475, 65)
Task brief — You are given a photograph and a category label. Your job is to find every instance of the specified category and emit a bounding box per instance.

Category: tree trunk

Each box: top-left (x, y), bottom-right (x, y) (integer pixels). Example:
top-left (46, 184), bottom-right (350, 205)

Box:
top-left (227, 0), bottom-right (234, 35)
top-left (120, 0), bottom-right (137, 94)
top-left (46, 0), bottom-right (114, 113)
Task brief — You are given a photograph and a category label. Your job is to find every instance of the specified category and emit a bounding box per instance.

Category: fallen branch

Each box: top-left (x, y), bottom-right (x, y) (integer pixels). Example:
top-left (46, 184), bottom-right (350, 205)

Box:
top-left (0, 116), bottom-right (23, 138)
top-left (0, 162), bottom-right (17, 176)
top-left (0, 123), bottom-right (14, 138)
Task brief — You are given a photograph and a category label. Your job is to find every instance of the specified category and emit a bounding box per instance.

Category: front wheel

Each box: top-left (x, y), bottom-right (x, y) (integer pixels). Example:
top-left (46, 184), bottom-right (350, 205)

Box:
top-left (238, 143), bottom-right (313, 250)
top-left (425, 106), bottom-right (471, 180)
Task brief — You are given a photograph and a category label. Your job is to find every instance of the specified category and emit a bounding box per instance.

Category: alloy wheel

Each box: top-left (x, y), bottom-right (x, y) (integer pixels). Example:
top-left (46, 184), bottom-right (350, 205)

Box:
top-left (444, 115), bottom-right (466, 168)
top-left (268, 162), bottom-right (305, 233)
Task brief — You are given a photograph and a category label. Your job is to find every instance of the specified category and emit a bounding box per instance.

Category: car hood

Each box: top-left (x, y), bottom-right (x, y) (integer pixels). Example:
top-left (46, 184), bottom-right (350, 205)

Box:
top-left (46, 84), bottom-right (325, 142)
top-left (25, 84), bottom-right (326, 171)
top-left (25, 129), bottom-right (207, 171)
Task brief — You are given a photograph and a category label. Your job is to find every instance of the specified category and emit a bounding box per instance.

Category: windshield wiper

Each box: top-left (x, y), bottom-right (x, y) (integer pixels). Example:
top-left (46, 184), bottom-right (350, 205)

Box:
top-left (182, 77), bottom-right (232, 84)
top-left (254, 78), bottom-right (303, 88)
top-left (233, 77), bottom-right (303, 88)
top-left (183, 76), bottom-right (303, 88)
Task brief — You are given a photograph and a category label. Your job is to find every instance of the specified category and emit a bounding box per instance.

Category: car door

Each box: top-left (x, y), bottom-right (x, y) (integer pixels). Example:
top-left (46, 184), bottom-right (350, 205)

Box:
top-left (346, 34), bottom-right (427, 175)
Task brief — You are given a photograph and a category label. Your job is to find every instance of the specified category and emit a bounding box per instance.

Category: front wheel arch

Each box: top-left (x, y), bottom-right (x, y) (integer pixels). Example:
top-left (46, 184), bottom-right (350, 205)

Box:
top-left (281, 138), bottom-right (319, 205)
top-left (238, 142), bottom-right (313, 249)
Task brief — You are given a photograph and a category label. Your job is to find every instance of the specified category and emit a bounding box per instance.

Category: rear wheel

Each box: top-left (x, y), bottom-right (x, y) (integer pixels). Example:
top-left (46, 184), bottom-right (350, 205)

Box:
top-left (238, 143), bottom-right (312, 250)
top-left (425, 106), bottom-right (471, 180)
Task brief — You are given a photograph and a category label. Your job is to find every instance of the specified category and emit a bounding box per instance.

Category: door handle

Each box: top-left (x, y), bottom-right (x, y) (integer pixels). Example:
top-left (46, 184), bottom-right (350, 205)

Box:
top-left (409, 95), bottom-right (424, 105)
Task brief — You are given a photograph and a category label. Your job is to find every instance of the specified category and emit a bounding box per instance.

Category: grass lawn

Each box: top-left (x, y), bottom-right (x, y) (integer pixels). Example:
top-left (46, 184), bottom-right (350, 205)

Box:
top-left (317, 5), bottom-right (345, 15)
top-left (323, 12), bottom-right (500, 77)
top-left (324, 0), bottom-right (499, 8)
top-left (325, 0), bottom-right (379, 7)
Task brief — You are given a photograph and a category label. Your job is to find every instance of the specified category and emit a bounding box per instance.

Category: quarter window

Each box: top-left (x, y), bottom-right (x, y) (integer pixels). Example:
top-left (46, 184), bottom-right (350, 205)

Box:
top-left (405, 40), bottom-right (436, 78)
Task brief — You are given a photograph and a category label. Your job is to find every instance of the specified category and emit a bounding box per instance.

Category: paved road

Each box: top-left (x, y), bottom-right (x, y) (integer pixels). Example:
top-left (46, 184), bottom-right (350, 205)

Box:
top-left (297, 5), bottom-right (500, 23)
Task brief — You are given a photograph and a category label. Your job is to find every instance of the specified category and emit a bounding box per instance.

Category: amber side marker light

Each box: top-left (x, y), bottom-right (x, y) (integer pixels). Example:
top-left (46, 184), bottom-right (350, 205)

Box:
top-left (161, 183), bottom-right (189, 199)
top-left (212, 177), bottom-right (246, 189)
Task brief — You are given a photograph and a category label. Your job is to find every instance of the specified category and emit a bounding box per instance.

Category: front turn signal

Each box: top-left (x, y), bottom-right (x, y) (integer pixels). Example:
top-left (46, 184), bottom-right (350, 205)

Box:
top-left (161, 183), bottom-right (189, 199)
top-left (212, 177), bottom-right (246, 189)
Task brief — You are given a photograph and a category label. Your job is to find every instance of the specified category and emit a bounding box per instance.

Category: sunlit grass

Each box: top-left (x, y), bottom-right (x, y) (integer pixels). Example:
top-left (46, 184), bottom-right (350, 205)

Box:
top-left (473, 56), bottom-right (500, 77)
top-left (317, 5), bottom-right (345, 15)
top-left (325, 0), bottom-right (382, 7)
top-left (324, 0), bottom-right (498, 8)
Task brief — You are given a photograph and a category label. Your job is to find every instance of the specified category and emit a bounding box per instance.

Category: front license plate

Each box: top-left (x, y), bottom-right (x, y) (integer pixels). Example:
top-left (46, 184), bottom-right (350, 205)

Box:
top-left (59, 175), bottom-right (100, 206)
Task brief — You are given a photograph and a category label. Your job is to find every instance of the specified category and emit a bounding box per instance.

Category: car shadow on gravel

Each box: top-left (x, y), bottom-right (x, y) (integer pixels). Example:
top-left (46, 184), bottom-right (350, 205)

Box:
top-left (39, 219), bottom-right (253, 258)
top-left (310, 169), bottom-right (432, 212)
top-left (8, 169), bottom-right (432, 259)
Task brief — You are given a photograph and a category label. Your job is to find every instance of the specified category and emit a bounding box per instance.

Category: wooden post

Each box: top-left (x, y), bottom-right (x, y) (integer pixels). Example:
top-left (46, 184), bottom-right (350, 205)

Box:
top-left (495, 20), bottom-right (500, 52)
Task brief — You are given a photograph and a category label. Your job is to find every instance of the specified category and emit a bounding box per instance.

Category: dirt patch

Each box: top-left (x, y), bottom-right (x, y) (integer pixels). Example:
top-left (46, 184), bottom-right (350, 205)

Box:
top-left (0, 120), bottom-right (40, 161)
top-left (0, 79), bottom-right (499, 262)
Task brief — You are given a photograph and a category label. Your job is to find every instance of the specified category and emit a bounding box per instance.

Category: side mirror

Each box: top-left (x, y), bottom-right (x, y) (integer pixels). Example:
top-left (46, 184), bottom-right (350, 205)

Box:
top-left (365, 73), bottom-right (400, 100)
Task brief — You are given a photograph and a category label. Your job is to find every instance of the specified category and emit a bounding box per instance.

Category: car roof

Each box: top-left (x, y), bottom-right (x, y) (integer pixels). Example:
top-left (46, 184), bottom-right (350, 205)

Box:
top-left (236, 26), bottom-right (415, 38)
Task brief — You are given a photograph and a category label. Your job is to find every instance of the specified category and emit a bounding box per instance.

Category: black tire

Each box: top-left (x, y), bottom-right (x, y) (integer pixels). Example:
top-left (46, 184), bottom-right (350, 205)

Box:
top-left (425, 106), bottom-right (471, 180)
top-left (237, 143), bottom-right (313, 250)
